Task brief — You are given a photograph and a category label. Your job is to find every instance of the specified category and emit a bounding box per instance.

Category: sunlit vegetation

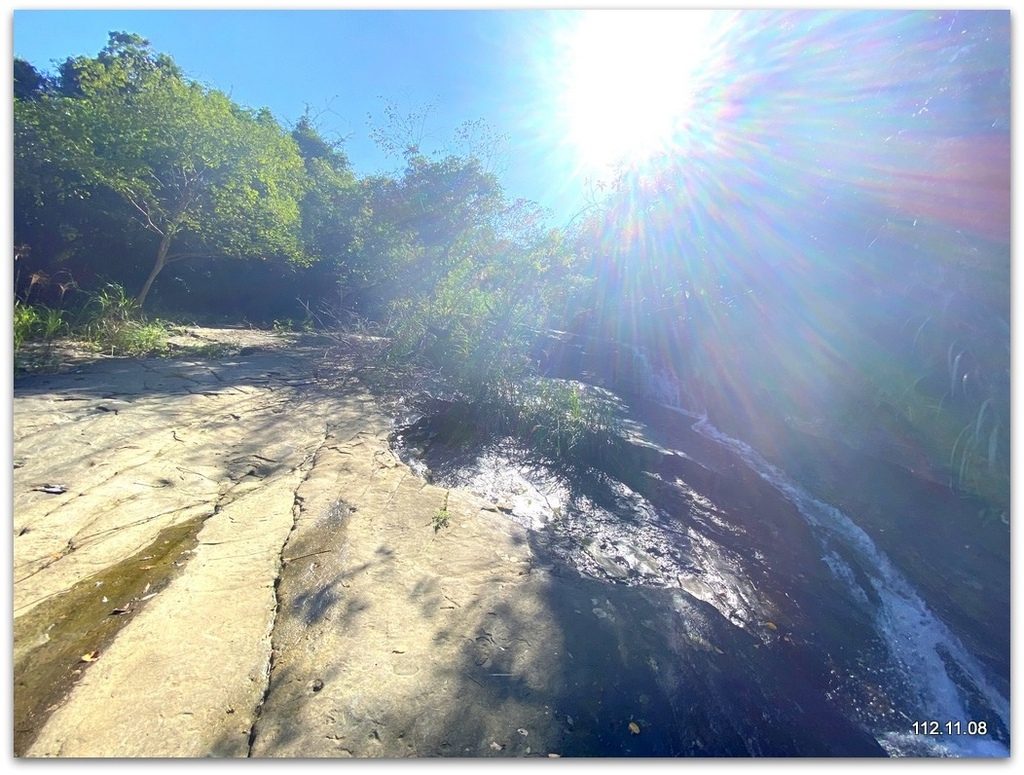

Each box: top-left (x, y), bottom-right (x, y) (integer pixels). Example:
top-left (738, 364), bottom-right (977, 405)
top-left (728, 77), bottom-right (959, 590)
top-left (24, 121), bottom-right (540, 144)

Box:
top-left (77, 283), bottom-right (172, 356)
top-left (418, 380), bottom-right (632, 481)
top-left (15, 33), bottom-right (306, 309)
top-left (14, 283), bottom-right (173, 370)
top-left (13, 24), bottom-right (1009, 525)
top-left (566, 153), bottom-right (1009, 520)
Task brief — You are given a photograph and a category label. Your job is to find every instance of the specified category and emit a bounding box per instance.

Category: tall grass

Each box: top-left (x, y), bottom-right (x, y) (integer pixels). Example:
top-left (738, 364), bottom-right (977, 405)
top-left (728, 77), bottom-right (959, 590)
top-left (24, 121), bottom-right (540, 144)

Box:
top-left (426, 377), bottom-right (636, 483)
top-left (13, 300), bottom-right (40, 352)
top-left (78, 284), bottom-right (169, 356)
top-left (14, 284), bottom-right (170, 363)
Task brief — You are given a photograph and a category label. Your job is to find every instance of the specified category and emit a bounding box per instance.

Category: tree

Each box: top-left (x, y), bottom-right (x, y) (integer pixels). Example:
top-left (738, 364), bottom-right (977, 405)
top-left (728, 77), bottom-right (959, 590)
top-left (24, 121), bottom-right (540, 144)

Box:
top-left (288, 114), bottom-right (369, 313)
top-left (13, 58), bottom-right (49, 101)
top-left (15, 32), bottom-right (307, 307)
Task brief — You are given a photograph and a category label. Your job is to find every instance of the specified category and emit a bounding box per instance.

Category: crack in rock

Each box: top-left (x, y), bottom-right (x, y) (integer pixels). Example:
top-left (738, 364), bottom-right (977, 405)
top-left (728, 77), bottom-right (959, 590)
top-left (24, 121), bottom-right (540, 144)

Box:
top-left (247, 423), bottom-right (333, 756)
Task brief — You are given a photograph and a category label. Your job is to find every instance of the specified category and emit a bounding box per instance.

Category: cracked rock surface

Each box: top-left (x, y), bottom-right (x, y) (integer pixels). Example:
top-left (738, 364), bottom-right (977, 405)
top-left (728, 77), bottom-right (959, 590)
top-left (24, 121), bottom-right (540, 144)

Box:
top-left (14, 330), bottom-right (370, 757)
top-left (13, 328), bottom-right (884, 758)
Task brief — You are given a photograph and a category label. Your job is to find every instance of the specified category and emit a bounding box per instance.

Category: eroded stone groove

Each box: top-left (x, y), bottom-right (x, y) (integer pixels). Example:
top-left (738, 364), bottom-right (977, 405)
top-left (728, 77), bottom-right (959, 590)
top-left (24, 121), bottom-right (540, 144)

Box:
top-left (12, 515), bottom-right (207, 756)
top-left (13, 331), bottom-right (373, 757)
top-left (247, 422), bottom-right (334, 756)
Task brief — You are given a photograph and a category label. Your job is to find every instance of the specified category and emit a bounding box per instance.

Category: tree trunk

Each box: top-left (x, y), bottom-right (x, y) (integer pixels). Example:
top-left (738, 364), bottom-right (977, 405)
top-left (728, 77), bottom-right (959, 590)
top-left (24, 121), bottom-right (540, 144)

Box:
top-left (135, 232), bottom-right (172, 308)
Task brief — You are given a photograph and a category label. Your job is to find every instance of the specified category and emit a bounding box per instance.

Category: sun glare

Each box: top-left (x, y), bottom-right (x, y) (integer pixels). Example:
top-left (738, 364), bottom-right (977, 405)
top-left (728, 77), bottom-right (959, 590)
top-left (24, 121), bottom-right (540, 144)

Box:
top-left (557, 11), bottom-right (716, 179)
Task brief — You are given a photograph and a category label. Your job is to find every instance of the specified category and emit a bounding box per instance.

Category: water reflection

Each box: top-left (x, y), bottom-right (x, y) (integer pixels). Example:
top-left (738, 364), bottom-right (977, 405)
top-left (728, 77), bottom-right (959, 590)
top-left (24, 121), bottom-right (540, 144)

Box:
top-left (390, 387), bottom-right (1009, 756)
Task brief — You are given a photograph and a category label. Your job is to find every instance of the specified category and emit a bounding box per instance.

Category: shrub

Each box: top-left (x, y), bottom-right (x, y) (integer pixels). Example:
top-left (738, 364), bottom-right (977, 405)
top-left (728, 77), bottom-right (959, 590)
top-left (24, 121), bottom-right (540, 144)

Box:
top-left (13, 301), bottom-right (39, 352)
top-left (78, 283), bottom-right (169, 356)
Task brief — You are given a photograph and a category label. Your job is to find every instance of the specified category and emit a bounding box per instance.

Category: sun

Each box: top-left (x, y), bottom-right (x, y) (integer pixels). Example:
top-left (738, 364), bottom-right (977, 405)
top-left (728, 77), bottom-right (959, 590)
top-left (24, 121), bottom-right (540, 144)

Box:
top-left (554, 10), bottom-right (717, 180)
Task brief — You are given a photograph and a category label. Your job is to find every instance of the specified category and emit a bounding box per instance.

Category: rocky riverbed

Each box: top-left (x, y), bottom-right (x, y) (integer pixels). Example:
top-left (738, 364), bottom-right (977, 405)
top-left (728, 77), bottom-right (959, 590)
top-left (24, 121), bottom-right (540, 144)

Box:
top-left (11, 329), bottom-right (1003, 757)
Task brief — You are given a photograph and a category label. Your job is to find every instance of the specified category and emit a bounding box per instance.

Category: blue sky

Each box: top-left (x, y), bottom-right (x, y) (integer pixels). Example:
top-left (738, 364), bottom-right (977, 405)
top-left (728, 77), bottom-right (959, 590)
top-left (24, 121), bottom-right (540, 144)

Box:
top-left (9, 5), bottom-right (1015, 242)
top-left (11, 7), bottom-right (604, 227)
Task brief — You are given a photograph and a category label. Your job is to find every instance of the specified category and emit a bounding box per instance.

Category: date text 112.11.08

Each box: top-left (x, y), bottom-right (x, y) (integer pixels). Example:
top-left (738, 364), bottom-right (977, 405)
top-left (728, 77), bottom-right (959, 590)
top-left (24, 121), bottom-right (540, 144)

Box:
top-left (910, 721), bottom-right (988, 736)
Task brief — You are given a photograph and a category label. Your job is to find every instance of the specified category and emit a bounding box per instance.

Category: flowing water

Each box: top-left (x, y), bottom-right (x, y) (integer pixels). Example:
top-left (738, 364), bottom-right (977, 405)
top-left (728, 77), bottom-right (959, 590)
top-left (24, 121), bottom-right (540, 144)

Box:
top-left (687, 412), bottom-right (1009, 756)
top-left (389, 349), bottom-right (1010, 757)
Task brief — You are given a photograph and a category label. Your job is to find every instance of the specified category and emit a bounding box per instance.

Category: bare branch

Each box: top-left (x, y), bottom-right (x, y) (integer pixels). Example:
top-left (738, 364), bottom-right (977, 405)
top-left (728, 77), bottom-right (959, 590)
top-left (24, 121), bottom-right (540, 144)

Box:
top-left (123, 188), bottom-right (164, 235)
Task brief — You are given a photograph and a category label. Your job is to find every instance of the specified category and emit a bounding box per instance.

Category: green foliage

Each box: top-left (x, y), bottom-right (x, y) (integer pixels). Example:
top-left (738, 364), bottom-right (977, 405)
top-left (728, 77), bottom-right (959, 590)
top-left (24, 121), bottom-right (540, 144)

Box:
top-left (13, 301), bottom-right (67, 353)
top-left (13, 284), bottom-right (169, 372)
top-left (850, 231), bottom-right (1010, 519)
top-left (382, 180), bottom-right (586, 402)
top-left (432, 508), bottom-right (450, 533)
top-left (13, 301), bottom-right (40, 352)
top-left (513, 380), bottom-right (626, 468)
top-left (15, 32), bottom-right (307, 308)
top-left (271, 316), bottom-right (314, 334)
top-left (289, 115), bottom-right (374, 316)
top-left (950, 400), bottom-right (1006, 518)
top-left (361, 117), bottom-right (609, 475)
top-left (37, 305), bottom-right (67, 342)
top-left (78, 284), bottom-right (169, 356)
top-left (14, 58), bottom-right (50, 101)
top-left (431, 490), bottom-right (451, 533)
top-left (582, 150), bottom-right (1010, 524)
top-left (428, 379), bottom-right (631, 481)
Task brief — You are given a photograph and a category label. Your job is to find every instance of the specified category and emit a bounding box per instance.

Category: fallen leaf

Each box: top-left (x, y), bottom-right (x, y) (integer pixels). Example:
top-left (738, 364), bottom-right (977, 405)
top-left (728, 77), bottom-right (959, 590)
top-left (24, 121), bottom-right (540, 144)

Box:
top-left (80, 651), bottom-right (99, 663)
top-left (629, 721), bottom-right (641, 735)
top-left (765, 622), bottom-right (778, 631)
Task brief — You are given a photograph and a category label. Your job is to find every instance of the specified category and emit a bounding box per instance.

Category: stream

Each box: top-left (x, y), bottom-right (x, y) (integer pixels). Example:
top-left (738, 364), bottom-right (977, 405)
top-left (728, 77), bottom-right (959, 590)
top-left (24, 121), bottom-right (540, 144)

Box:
top-left (389, 357), bottom-right (1010, 757)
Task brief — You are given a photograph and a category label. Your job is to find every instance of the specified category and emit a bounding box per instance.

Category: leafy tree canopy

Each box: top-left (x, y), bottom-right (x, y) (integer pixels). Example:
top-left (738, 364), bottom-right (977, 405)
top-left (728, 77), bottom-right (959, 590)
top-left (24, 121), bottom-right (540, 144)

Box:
top-left (15, 31), bottom-right (307, 307)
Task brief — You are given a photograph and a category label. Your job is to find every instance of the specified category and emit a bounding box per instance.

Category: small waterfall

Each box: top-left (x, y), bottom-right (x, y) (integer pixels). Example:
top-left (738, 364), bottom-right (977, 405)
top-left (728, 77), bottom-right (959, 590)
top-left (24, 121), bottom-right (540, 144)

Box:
top-left (692, 419), bottom-right (1009, 756)
top-left (628, 346), bottom-right (1010, 757)
top-left (626, 344), bottom-right (706, 414)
